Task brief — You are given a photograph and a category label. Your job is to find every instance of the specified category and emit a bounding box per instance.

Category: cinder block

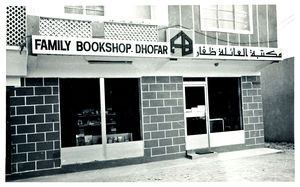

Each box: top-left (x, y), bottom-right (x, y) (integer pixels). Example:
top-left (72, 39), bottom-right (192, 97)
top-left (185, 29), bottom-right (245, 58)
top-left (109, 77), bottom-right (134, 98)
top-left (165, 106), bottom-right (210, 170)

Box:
top-left (53, 104), bottom-right (59, 112)
top-left (166, 129), bottom-right (179, 137)
top-left (159, 138), bottom-right (172, 146)
top-left (15, 88), bottom-right (34, 96)
top-left (242, 96), bottom-right (253, 103)
top-left (256, 137), bottom-right (264, 144)
top-left (166, 145), bottom-right (180, 153)
top-left (150, 100), bottom-right (164, 107)
top-left (45, 114), bottom-right (59, 122)
top-left (158, 122), bottom-right (172, 130)
top-left (27, 133), bottom-right (45, 142)
top-left (10, 97), bottom-right (25, 106)
top-left (144, 123), bottom-right (158, 131)
top-left (171, 91), bottom-right (183, 98)
top-left (27, 114), bottom-right (44, 124)
top-left (11, 135), bottom-right (26, 144)
top-left (157, 92), bottom-right (170, 99)
top-left (171, 106), bottom-right (184, 114)
top-left (36, 141), bottom-right (53, 151)
top-left (157, 107), bottom-right (171, 114)
top-left (144, 148), bottom-right (151, 157)
top-left (165, 114), bottom-right (184, 122)
top-left (28, 151), bottom-right (46, 161)
top-left (10, 116), bottom-right (25, 125)
top-left (177, 99), bottom-right (184, 106)
top-left (250, 130), bottom-right (260, 137)
top-left (26, 96), bottom-right (43, 105)
top-left (249, 116), bottom-right (259, 123)
top-left (242, 83), bottom-right (252, 89)
top-left (17, 162), bottom-right (35, 172)
top-left (144, 140), bottom-right (159, 148)
top-left (246, 76), bottom-right (258, 82)
top-left (144, 132), bottom-right (151, 140)
top-left (46, 132), bottom-right (60, 141)
top-left (54, 141), bottom-right (60, 149)
top-left (142, 77), bottom-right (155, 83)
top-left (245, 131), bottom-right (249, 138)
top-left (142, 85), bottom-right (149, 92)
top-left (46, 150), bottom-right (61, 159)
top-left (25, 78), bottom-right (43, 86)
top-left (170, 76), bottom-right (182, 83)
top-left (156, 76), bottom-right (170, 83)
top-left (172, 121), bottom-right (184, 129)
top-left (45, 95), bottom-right (59, 104)
top-left (177, 84), bottom-right (183, 90)
top-left (44, 78), bottom-right (58, 86)
top-left (173, 137), bottom-right (185, 144)
top-left (243, 110), bottom-right (253, 117)
top-left (245, 138), bottom-right (255, 145)
top-left (150, 84), bottom-right (163, 91)
top-left (152, 147), bottom-right (166, 156)
top-left (254, 109), bottom-right (263, 116)
top-left (12, 153), bottom-right (27, 163)
top-left (144, 116), bottom-right (150, 123)
top-left (150, 115), bottom-right (164, 123)
top-left (143, 100), bottom-right (150, 108)
top-left (244, 124), bottom-right (254, 131)
top-left (163, 84), bottom-right (177, 91)
top-left (164, 99), bottom-right (177, 106)
top-left (151, 131), bottom-right (165, 139)
top-left (247, 89), bottom-right (258, 96)
top-left (17, 143), bottom-right (36, 153)
top-left (17, 125), bottom-right (35, 134)
top-left (180, 144), bottom-right (186, 152)
top-left (52, 87), bottom-right (58, 94)
top-left (248, 103), bottom-right (259, 110)
top-left (143, 108), bottom-right (157, 115)
top-left (36, 123), bottom-right (53, 132)
top-left (142, 92), bottom-right (156, 99)
top-left (35, 87), bottom-right (52, 95)
top-left (37, 160), bottom-right (54, 169)
top-left (36, 105), bottom-right (52, 113)
top-left (253, 96), bottom-right (262, 102)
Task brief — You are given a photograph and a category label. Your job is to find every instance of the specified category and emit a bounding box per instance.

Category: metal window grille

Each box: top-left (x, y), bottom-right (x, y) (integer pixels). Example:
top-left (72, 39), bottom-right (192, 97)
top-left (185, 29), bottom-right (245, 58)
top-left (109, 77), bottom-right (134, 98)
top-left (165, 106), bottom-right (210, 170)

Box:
top-left (40, 17), bottom-right (92, 38)
top-left (6, 6), bottom-right (26, 46)
top-left (104, 22), bottom-right (158, 42)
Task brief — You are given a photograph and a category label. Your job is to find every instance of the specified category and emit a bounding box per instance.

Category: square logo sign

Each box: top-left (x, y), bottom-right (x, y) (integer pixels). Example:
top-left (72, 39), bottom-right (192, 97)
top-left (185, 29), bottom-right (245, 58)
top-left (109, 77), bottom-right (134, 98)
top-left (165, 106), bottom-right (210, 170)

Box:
top-left (167, 29), bottom-right (194, 57)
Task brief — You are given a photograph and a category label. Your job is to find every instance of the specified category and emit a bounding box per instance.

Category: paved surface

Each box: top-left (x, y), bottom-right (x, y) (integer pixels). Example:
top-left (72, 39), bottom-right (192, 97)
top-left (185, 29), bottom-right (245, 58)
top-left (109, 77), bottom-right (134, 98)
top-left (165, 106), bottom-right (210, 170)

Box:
top-left (13, 147), bottom-right (294, 182)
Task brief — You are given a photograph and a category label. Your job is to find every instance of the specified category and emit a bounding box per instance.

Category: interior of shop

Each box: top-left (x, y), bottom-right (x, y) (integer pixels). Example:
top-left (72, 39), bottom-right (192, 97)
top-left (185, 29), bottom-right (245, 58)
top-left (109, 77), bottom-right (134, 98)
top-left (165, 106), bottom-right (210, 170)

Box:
top-left (59, 78), bottom-right (141, 148)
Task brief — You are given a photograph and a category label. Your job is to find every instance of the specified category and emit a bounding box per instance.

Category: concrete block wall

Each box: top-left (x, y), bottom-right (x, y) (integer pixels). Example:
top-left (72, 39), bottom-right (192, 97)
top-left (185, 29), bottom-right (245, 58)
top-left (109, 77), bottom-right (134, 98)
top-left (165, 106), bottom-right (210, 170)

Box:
top-left (141, 76), bottom-right (186, 158)
top-left (9, 78), bottom-right (60, 173)
top-left (241, 76), bottom-right (264, 146)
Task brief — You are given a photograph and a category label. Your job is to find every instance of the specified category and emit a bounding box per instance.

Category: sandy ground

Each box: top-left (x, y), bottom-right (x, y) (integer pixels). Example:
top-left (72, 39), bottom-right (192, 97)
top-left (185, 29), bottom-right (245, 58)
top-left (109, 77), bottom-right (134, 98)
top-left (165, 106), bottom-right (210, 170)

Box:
top-left (13, 142), bottom-right (294, 182)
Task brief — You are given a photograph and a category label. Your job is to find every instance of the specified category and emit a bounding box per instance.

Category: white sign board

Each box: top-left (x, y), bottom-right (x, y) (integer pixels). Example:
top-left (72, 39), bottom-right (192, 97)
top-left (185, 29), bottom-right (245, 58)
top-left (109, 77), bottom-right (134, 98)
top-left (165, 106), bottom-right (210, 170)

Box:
top-left (194, 44), bottom-right (282, 61)
top-left (31, 35), bottom-right (170, 58)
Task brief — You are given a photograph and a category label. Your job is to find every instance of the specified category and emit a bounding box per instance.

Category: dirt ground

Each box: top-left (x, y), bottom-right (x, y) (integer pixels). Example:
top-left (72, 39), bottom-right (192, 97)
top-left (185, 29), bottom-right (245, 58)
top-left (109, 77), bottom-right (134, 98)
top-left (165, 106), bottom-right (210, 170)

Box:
top-left (13, 142), bottom-right (295, 182)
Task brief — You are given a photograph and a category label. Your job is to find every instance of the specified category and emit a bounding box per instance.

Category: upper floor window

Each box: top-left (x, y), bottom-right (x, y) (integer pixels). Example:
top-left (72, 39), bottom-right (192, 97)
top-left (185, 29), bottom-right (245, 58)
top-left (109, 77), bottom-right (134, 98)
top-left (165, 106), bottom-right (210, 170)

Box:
top-left (64, 6), bottom-right (104, 16)
top-left (200, 5), bottom-right (253, 34)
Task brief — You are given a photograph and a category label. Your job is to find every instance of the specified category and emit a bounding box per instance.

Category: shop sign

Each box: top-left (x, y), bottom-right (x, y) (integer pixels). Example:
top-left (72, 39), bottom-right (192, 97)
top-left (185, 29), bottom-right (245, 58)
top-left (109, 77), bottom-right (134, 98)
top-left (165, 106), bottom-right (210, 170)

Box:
top-left (31, 35), bottom-right (170, 58)
top-left (194, 44), bottom-right (282, 61)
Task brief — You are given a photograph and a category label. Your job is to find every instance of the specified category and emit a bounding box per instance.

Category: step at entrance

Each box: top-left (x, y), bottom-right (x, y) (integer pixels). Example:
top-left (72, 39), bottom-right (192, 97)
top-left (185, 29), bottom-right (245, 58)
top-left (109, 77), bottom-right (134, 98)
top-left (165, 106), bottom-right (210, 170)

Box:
top-left (186, 149), bottom-right (216, 159)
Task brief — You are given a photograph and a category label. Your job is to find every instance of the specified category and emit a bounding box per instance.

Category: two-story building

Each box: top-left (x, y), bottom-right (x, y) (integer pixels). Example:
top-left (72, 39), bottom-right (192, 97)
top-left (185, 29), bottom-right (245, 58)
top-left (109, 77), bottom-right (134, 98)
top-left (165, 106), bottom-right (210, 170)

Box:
top-left (5, 4), bottom-right (282, 176)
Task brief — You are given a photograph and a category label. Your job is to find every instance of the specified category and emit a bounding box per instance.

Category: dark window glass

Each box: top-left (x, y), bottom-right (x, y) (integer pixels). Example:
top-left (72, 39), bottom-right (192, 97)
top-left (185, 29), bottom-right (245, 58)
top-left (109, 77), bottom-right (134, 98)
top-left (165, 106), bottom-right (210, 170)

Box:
top-left (208, 77), bottom-right (243, 133)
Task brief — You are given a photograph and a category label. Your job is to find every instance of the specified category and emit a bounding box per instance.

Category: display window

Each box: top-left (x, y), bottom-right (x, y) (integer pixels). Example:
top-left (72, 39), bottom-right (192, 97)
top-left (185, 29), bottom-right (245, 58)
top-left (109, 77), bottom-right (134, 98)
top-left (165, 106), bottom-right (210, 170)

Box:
top-left (60, 78), bottom-right (141, 148)
top-left (207, 77), bottom-right (243, 133)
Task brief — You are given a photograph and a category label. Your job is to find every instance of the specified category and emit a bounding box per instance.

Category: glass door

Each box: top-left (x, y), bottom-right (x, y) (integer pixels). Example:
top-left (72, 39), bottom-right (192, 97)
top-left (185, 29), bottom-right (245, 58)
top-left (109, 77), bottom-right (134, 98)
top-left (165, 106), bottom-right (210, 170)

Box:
top-left (184, 82), bottom-right (210, 150)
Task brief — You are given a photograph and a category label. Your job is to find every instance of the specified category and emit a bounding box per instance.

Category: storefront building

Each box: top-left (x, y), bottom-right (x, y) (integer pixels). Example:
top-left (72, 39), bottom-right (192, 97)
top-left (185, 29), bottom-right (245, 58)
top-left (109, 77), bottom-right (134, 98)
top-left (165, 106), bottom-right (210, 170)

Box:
top-left (6, 5), bottom-right (281, 175)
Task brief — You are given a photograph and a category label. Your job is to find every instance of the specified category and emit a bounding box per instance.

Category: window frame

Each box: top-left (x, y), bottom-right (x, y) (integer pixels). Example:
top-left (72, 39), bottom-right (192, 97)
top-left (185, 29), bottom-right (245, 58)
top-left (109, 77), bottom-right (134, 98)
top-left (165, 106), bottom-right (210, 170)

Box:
top-left (200, 5), bottom-right (253, 34)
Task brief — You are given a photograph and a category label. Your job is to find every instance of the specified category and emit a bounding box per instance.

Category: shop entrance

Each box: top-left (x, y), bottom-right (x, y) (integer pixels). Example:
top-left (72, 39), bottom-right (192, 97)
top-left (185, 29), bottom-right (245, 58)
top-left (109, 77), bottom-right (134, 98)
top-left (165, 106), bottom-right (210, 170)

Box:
top-left (184, 82), bottom-right (210, 150)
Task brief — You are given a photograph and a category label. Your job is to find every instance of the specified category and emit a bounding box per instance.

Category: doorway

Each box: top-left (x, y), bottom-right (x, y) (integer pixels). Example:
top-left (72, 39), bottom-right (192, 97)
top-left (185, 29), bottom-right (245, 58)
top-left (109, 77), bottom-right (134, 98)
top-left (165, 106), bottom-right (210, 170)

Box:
top-left (184, 82), bottom-right (210, 150)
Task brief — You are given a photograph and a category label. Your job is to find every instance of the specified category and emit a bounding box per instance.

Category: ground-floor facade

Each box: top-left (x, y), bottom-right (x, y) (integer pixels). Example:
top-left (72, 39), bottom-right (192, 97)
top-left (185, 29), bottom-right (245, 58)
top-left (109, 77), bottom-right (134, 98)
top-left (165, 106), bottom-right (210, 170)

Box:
top-left (6, 74), bottom-right (264, 174)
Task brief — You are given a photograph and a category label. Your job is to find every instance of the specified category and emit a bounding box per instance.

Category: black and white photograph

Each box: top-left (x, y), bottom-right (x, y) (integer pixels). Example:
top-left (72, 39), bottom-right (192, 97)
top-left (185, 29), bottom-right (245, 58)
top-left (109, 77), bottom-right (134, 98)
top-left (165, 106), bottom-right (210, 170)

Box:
top-left (1, 0), bottom-right (297, 183)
